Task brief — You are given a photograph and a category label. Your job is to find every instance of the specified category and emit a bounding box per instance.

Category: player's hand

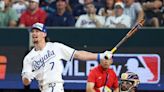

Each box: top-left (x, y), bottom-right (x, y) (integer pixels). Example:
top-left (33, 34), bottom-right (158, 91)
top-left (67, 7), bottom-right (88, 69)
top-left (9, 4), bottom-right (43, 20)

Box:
top-left (104, 51), bottom-right (113, 60)
top-left (22, 72), bottom-right (35, 85)
top-left (99, 51), bottom-right (112, 60)
top-left (22, 77), bottom-right (31, 86)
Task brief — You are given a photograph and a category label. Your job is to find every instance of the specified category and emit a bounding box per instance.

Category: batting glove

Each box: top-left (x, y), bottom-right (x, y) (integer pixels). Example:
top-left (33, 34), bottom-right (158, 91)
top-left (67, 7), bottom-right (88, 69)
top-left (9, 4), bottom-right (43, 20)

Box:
top-left (104, 51), bottom-right (113, 60)
top-left (97, 51), bottom-right (113, 61)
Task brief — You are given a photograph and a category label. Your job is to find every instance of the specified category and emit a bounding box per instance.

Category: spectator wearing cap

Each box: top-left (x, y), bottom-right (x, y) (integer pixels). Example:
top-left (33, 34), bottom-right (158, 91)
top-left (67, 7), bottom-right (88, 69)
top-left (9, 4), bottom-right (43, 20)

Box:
top-left (104, 2), bottom-right (131, 28)
top-left (75, 2), bottom-right (105, 28)
top-left (0, 0), bottom-right (18, 27)
top-left (123, 0), bottom-right (144, 26)
top-left (45, 0), bottom-right (75, 27)
top-left (19, 0), bottom-right (47, 27)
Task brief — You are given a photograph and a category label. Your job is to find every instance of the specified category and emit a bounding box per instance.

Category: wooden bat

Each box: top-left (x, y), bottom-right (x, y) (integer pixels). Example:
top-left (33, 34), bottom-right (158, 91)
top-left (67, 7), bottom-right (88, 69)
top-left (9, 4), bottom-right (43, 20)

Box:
top-left (105, 19), bottom-right (145, 59)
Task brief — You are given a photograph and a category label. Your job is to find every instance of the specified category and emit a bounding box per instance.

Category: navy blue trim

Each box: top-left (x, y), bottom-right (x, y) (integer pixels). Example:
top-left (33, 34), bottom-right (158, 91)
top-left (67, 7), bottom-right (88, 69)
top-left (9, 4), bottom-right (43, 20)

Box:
top-left (42, 25), bottom-right (47, 33)
top-left (97, 53), bottom-right (100, 62)
top-left (69, 50), bottom-right (76, 61)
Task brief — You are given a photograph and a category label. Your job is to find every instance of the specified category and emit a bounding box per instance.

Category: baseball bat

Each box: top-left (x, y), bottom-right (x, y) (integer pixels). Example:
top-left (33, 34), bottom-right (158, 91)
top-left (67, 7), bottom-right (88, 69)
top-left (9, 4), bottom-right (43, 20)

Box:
top-left (105, 19), bottom-right (145, 59)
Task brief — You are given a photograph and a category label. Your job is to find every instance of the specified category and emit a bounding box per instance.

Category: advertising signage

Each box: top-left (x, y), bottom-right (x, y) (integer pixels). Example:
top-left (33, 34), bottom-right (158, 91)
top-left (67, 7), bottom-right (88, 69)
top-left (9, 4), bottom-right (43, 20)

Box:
top-left (0, 52), bottom-right (163, 90)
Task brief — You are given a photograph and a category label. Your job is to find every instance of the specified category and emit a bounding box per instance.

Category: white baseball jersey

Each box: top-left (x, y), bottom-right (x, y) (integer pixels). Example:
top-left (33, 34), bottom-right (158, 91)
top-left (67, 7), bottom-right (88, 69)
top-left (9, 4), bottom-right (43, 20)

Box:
top-left (75, 14), bottom-right (105, 28)
top-left (22, 42), bottom-right (75, 86)
top-left (104, 14), bottom-right (131, 28)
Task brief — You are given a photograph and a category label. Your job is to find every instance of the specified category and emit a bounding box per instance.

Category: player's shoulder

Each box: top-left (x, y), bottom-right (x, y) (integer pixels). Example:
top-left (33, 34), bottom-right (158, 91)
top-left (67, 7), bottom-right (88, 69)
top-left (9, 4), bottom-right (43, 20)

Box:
top-left (52, 42), bottom-right (65, 47)
top-left (49, 42), bottom-right (69, 49)
top-left (45, 42), bottom-right (61, 46)
top-left (23, 48), bottom-right (35, 61)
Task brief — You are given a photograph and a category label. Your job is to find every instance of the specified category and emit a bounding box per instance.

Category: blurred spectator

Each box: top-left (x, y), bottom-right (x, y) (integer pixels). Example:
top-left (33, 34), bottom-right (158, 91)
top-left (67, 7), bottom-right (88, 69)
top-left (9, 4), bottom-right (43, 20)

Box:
top-left (0, 0), bottom-right (18, 27)
top-left (142, 0), bottom-right (163, 27)
top-left (161, 0), bottom-right (164, 26)
top-left (75, 2), bottom-right (105, 28)
top-left (69, 0), bottom-right (80, 8)
top-left (104, 2), bottom-right (131, 28)
top-left (19, 0), bottom-right (47, 27)
top-left (12, 0), bottom-right (28, 18)
top-left (45, 0), bottom-right (75, 27)
top-left (73, 0), bottom-right (102, 19)
top-left (40, 0), bottom-right (56, 14)
top-left (98, 0), bottom-right (115, 17)
top-left (123, 0), bottom-right (144, 26)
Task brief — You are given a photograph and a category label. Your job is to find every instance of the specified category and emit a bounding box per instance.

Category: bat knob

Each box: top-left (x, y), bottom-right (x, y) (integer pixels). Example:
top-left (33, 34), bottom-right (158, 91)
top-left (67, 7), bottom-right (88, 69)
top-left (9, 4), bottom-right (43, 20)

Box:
top-left (105, 56), bottom-right (108, 59)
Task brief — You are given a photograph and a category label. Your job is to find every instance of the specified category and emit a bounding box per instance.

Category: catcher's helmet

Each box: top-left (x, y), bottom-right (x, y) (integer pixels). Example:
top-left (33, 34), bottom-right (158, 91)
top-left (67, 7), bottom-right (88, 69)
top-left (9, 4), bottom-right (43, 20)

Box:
top-left (120, 72), bottom-right (140, 92)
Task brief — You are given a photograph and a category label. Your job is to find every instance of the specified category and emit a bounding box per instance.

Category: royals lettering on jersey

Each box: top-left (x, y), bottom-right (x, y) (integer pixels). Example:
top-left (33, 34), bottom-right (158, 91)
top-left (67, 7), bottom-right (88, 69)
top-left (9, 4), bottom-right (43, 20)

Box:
top-left (32, 50), bottom-right (56, 71)
top-left (22, 42), bottom-right (75, 86)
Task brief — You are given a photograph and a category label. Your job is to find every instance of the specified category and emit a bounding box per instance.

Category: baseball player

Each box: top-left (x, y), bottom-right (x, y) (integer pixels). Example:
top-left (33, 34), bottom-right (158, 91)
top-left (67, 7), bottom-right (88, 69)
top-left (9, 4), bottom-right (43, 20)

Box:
top-left (86, 58), bottom-right (119, 92)
top-left (119, 72), bottom-right (140, 92)
top-left (21, 22), bottom-right (112, 92)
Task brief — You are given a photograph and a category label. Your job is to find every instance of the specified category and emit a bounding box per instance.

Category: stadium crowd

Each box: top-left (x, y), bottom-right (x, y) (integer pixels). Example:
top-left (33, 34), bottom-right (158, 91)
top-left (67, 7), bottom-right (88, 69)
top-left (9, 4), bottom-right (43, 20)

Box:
top-left (0, 0), bottom-right (163, 28)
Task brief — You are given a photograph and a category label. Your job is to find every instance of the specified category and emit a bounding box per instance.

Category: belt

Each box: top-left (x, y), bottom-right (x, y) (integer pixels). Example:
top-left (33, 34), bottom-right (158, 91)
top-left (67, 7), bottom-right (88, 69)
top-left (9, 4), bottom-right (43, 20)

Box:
top-left (39, 83), bottom-right (56, 90)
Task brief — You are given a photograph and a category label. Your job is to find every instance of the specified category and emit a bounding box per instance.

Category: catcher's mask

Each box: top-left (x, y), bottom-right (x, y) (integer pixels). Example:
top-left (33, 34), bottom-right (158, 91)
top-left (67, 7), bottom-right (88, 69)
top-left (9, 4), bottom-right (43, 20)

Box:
top-left (119, 72), bottom-right (140, 92)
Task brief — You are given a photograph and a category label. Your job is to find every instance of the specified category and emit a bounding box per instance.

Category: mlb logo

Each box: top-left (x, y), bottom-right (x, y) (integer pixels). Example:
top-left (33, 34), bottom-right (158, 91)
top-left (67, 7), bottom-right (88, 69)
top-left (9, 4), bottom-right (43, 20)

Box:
top-left (113, 54), bottom-right (160, 84)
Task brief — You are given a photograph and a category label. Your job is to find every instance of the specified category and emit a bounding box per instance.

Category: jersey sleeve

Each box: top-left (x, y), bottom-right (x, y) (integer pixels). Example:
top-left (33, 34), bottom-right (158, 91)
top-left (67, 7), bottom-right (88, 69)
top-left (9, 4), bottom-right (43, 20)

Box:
top-left (21, 56), bottom-right (33, 78)
top-left (55, 42), bottom-right (76, 62)
top-left (87, 69), bottom-right (96, 83)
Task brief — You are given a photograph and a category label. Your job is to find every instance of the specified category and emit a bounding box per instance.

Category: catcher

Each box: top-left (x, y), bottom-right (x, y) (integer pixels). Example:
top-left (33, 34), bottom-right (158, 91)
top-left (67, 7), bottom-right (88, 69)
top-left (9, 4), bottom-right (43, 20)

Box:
top-left (120, 72), bottom-right (140, 92)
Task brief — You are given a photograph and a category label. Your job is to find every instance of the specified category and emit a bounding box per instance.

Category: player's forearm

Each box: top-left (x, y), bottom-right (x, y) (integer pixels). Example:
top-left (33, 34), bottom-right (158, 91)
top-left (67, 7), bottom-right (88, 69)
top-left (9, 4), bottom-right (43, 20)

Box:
top-left (74, 50), bottom-right (98, 61)
top-left (21, 72), bottom-right (34, 86)
top-left (86, 88), bottom-right (96, 92)
top-left (113, 87), bottom-right (119, 92)
top-left (86, 85), bottom-right (96, 92)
